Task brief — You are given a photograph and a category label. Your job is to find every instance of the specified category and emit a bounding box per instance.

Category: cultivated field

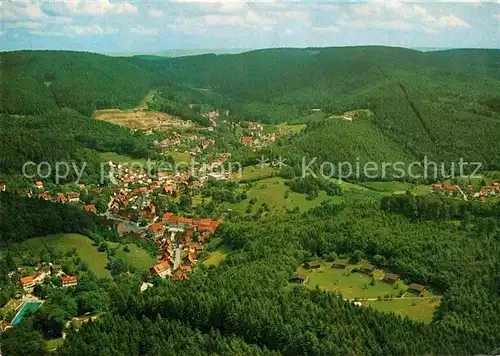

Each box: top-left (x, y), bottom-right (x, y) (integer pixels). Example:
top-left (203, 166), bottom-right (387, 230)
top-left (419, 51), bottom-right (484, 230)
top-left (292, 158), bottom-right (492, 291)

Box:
top-left (94, 109), bottom-right (195, 132)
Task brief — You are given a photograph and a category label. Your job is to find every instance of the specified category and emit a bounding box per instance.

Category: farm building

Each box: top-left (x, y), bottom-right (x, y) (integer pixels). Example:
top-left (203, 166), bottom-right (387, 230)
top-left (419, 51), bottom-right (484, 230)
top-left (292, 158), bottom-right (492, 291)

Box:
top-left (332, 259), bottom-right (348, 269)
top-left (290, 273), bottom-right (306, 283)
top-left (304, 261), bottom-right (321, 269)
top-left (383, 273), bottom-right (401, 284)
top-left (408, 283), bottom-right (426, 296)
top-left (360, 263), bottom-right (376, 274)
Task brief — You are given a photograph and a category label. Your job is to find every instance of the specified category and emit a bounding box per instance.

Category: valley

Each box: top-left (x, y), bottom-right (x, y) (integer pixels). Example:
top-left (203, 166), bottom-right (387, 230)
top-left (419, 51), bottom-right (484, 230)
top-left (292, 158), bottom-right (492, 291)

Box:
top-left (0, 46), bottom-right (499, 355)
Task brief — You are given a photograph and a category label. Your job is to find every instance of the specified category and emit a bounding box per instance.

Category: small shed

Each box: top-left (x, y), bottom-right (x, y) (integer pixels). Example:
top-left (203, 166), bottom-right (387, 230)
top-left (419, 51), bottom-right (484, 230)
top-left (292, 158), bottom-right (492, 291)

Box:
top-left (304, 261), bottom-right (321, 269)
top-left (383, 273), bottom-right (400, 284)
top-left (332, 259), bottom-right (348, 269)
top-left (360, 263), bottom-right (376, 274)
top-left (290, 273), bottom-right (306, 283)
top-left (408, 283), bottom-right (426, 296)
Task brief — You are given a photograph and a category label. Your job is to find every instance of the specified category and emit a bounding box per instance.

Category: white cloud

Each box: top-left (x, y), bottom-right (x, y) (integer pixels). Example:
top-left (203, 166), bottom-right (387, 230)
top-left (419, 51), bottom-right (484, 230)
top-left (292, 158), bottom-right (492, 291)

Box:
top-left (6, 21), bottom-right (44, 30)
top-left (313, 25), bottom-right (339, 34)
top-left (437, 14), bottom-right (471, 28)
top-left (64, 24), bottom-right (118, 36)
top-left (148, 8), bottom-right (165, 18)
top-left (2, 1), bottom-right (47, 20)
top-left (62, 0), bottom-right (137, 16)
top-left (130, 26), bottom-right (159, 36)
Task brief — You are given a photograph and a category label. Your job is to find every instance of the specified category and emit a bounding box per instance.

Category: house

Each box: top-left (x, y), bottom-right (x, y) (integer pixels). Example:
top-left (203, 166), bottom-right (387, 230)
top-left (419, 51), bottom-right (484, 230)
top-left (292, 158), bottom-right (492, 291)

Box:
top-left (177, 265), bottom-right (192, 273)
top-left (84, 204), bottom-right (97, 213)
top-left (408, 283), bottom-right (426, 296)
top-left (0, 184), bottom-right (6, 192)
top-left (240, 136), bottom-right (252, 145)
top-left (289, 273), bottom-right (306, 283)
top-left (19, 272), bottom-right (45, 291)
top-left (163, 184), bottom-right (175, 194)
top-left (150, 260), bottom-right (171, 279)
top-left (359, 263), bottom-right (376, 275)
top-left (304, 261), bottom-right (321, 269)
top-left (37, 192), bottom-right (52, 201)
top-left (56, 193), bottom-right (67, 203)
top-left (332, 259), bottom-right (348, 269)
top-left (61, 276), bottom-right (78, 287)
top-left (67, 192), bottom-right (80, 202)
top-left (185, 253), bottom-right (197, 265)
top-left (78, 184), bottom-right (86, 190)
top-left (171, 273), bottom-right (189, 281)
top-left (149, 222), bottom-right (165, 239)
top-left (35, 181), bottom-right (44, 189)
top-left (383, 273), bottom-right (400, 284)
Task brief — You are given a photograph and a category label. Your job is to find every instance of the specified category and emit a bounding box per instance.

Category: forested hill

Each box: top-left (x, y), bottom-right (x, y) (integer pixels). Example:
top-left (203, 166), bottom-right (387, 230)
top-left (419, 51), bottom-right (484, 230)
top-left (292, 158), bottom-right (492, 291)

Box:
top-left (0, 51), bottom-right (155, 116)
top-left (128, 46), bottom-right (500, 170)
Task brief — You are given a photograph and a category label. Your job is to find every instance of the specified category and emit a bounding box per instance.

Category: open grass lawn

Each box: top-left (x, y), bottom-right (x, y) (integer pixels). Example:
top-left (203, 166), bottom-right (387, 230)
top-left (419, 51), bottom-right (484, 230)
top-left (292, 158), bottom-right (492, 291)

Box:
top-left (113, 243), bottom-right (155, 272)
top-left (19, 233), bottom-right (112, 278)
top-left (275, 122), bottom-right (307, 134)
top-left (229, 178), bottom-right (333, 214)
top-left (45, 337), bottom-right (65, 351)
top-left (296, 262), bottom-right (404, 299)
top-left (203, 249), bottom-right (226, 267)
top-left (290, 112), bottom-right (327, 125)
top-left (364, 297), bottom-right (441, 323)
top-left (293, 261), bottom-right (440, 323)
top-left (239, 165), bottom-right (276, 181)
top-left (359, 181), bottom-right (414, 193)
top-left (168, 151), bottom-right (192, 163)
top-left (99, 151), bottom-right (151, 166)
top-left (18, 234), bottom-right (154, 277)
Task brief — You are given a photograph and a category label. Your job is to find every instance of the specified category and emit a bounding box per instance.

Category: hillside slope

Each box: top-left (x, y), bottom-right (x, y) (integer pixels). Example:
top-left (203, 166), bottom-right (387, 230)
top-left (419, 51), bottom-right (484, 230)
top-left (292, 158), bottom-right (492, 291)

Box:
top-left (0, 51), bottom-right (155, 116)
top-left (129, 46), bottom-right (500, 171)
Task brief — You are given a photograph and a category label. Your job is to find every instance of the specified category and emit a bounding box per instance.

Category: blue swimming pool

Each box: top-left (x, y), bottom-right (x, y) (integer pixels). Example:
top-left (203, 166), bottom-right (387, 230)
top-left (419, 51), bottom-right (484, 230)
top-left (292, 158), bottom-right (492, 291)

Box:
top-left (11, 301), bottom-right (42, 325)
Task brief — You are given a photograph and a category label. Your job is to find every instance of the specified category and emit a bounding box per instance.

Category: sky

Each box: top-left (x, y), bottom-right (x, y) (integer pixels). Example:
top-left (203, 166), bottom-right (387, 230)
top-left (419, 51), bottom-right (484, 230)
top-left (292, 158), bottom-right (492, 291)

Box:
top-left (1, 0), bottom-right (499, 53)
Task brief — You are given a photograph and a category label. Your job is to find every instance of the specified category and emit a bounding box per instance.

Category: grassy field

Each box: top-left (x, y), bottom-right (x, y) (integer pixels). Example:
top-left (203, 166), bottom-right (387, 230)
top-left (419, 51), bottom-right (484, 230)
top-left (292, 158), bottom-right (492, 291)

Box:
top-left (296, 262), bottom-right (405, 299)
top-left (364, 297), bottom-right (440, 323)
top-left (275, 122), bottom-right (307, 134)
top-left (289, 112), bottom-right (327, 124)
top-left (239, 165), bottom-right (276, 181)
top-left (18, 234), bottom-right (154, 277)
top-left (203, 249), bottom-right (226, 267)
top-left (113, 244), bottom-right (155, 272)
top-left (45, 337), bottom-right (65, 351)
top-left (168, 151), bottom-right (192, 163)
top-left (292, 261), bottom-right (440, 323)
top-left (100, 151), bottom-right (152, 166)
top-left (229, 177), bottom-right (334, 214)
top-left (19, 233), bottom-right (112, 278)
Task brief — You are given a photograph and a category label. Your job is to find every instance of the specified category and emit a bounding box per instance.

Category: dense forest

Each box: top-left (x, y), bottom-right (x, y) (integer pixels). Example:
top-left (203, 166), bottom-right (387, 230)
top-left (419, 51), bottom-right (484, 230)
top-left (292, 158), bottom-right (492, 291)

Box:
top-left (0, 51), bottom-right (154, 116)
top-left (1, 47), bottom-right (500, 355)
top-left (127, 47), bottom-right (500, 172)
top-left (2, 199), bottom-right (499, 355)
top-left (0, 110), bottom-right (161, 184)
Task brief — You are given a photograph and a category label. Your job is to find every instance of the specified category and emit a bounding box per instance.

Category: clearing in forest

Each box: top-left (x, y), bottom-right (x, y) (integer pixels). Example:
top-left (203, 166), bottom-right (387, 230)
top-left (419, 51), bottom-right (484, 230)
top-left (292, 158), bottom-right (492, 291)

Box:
top-left (292, 261), bottom-right (441, 323)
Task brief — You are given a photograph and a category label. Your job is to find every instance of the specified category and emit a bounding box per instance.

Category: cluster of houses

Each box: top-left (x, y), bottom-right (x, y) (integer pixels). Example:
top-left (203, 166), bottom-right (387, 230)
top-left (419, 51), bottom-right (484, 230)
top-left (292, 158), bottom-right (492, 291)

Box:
top-left (296, 260), bottom-right (427, 296)
top-left (158, 132), bottom-right (216, 156)
top-left (239, 122), bottom-right (277, 151)
top-left (431, 181), bottom-right (500, 202)
top-left (18, 264), bottom-right (78, 293)
top-left (28, 181), bottom-right (87, 203)
top-left (148, 213), bottom-right (222, 280)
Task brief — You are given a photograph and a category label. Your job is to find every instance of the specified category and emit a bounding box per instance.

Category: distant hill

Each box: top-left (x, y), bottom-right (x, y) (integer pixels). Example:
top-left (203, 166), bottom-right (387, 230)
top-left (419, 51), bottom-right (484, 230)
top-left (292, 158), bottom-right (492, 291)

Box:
top-left (128, 46), bottom-right (500, 170)
top-left (0, 51), bottom-right (155, 116)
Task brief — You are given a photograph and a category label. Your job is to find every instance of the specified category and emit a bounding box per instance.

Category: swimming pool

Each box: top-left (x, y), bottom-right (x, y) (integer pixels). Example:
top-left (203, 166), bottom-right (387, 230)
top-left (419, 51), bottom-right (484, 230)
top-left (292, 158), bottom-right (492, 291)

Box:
top-left (11, 301), bottom-right (43, 325)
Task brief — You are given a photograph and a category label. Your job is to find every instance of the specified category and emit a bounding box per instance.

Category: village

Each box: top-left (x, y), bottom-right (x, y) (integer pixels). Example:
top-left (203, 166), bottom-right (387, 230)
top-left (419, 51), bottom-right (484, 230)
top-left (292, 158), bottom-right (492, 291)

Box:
top-left (431, 181), bottom-right (500, 202)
